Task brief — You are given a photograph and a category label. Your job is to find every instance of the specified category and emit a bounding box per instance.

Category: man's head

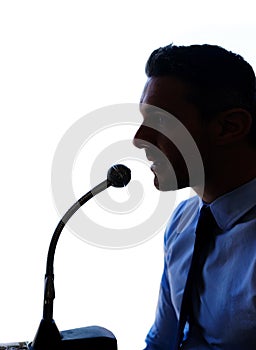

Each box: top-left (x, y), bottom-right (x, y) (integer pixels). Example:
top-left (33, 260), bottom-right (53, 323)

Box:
top-left (133, 44), bottom-right (256, 196)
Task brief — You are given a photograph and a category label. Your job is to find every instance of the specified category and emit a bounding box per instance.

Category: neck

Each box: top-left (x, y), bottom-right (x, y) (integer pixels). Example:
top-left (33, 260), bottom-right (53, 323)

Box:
top-left (193, 148), bottom-right (256, 203)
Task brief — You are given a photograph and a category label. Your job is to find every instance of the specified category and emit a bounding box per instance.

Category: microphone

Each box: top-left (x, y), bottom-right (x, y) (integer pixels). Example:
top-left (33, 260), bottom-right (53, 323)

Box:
top-left (28, 164), bottom-right (131, 350)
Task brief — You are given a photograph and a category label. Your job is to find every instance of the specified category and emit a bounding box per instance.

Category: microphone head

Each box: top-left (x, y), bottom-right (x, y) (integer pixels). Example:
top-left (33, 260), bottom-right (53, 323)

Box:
top-left (107, 164), bottom-right (131, 187)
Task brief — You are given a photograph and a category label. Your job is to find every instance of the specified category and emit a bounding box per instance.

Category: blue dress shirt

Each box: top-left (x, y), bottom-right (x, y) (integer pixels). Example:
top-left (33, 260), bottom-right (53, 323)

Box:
top-left (144, 178), bottom-right (256, 350)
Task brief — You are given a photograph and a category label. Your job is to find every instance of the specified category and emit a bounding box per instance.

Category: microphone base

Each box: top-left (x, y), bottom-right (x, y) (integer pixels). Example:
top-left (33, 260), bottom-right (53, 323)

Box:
top-left (60, 325), bottom-right (117, 350)
top-left (28, 320), bottom-right (117, 350)
top-left (28, 319), bottom-right (61, 350)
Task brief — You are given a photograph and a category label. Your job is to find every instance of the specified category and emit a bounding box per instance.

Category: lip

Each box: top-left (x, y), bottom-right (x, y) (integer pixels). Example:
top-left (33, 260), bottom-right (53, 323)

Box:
top-left (150, 161), bottom-right (164, 173)
top-left (145, 149), bottom-right (162, 163)
top-left (145, 152), bottom-right (156, 162)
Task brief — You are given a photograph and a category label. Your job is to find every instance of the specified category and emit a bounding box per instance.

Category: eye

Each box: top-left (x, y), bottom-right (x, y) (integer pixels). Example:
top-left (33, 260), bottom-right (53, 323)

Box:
top-left (158, 113), bottom-right (165, 126)
top-left (142, 110), bottom-right (169, 131)
top-left (155, 113), bottom-right (168, 129)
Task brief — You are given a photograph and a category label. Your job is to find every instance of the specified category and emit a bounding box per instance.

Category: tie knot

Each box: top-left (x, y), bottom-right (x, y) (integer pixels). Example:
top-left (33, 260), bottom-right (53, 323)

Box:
top-left (200, 205), bottom-right (212, 218)
top-left (196, 205), bottom-right (217, 238)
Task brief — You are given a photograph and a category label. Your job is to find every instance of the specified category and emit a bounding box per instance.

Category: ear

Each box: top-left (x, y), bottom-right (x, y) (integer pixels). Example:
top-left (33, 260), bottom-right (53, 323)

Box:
top-left (215, 108), bottom-right (252, 145)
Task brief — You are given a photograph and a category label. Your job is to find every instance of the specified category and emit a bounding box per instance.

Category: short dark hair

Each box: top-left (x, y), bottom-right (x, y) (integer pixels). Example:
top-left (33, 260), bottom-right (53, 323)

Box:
top-left (146, 43), bottom-right (256, 145)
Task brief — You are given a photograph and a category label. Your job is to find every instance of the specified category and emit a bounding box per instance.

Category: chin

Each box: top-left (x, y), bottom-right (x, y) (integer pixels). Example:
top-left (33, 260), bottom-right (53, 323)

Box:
top-left (154, 175), bottom-right (177, 191)
top-left (154, 174), bottom-right (189, 192)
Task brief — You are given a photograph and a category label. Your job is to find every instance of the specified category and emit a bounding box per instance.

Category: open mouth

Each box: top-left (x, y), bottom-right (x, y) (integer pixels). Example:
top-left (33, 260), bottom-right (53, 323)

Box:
top-left (150, 161), bottom-right (165, 174)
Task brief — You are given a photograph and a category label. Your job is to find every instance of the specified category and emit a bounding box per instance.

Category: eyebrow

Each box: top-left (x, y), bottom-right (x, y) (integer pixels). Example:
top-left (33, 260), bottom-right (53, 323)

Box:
top-left (139, 103), bottom-right (157, 115)
top-left (140, 103), bottom-right (170, 120)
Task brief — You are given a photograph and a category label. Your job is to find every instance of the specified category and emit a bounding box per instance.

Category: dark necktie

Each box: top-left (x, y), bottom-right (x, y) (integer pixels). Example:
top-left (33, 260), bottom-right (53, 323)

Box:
top-left (175, 205), bottom-right (217, 349)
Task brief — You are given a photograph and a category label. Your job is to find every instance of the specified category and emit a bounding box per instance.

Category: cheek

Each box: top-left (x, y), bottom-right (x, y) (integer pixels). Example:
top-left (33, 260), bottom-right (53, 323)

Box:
top-left (159, 134), bottom-right (185, 164)
top-left (159, 137), bottom-right (189, 179)
top-left (195, 132), bottom-right (212, 160)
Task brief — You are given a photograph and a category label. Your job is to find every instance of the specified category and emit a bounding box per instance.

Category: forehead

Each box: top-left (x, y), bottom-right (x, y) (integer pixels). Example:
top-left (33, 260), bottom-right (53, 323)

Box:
top-left (140, 76), bottom-right (198, 119)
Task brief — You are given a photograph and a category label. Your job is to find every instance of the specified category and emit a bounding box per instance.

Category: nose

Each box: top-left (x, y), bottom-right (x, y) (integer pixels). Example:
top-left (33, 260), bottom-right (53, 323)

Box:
top-left (133, 126), bottom-right (144, 149)
top-left (133, 124), bottom-right (156, 149)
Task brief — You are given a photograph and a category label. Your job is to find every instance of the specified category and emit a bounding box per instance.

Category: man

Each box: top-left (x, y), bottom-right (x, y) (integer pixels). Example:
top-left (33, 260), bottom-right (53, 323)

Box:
top-left (133, 44), bottom-right (256, 349)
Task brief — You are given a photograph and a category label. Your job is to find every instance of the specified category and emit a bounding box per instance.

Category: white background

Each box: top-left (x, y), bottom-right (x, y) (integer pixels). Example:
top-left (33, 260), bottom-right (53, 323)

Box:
top-left (0, 1), bottom-right (255, 349)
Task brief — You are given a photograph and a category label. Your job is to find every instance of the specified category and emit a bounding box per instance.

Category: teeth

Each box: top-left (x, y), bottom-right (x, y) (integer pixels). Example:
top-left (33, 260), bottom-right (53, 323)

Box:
top-left (151, 162), bottom-right (162, 171)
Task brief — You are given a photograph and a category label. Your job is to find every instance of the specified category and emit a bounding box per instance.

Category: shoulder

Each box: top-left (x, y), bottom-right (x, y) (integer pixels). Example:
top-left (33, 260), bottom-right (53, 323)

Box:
top-left (164, 195), bottom-right (199, 245)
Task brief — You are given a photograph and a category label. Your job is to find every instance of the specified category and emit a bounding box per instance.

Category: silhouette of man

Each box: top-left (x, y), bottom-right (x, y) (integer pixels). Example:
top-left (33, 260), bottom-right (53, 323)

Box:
top-left (133, 44), bottom-right (256, 349)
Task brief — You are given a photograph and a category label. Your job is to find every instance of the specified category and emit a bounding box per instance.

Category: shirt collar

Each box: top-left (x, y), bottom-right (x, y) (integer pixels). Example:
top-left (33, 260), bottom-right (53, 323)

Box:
top-left (199, 177), bottom-right (256, 231)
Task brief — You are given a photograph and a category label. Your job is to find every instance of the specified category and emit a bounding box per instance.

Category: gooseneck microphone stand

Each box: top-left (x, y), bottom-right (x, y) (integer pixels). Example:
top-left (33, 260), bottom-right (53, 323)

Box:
top-left (29, 164), bottom-right (131, 350)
